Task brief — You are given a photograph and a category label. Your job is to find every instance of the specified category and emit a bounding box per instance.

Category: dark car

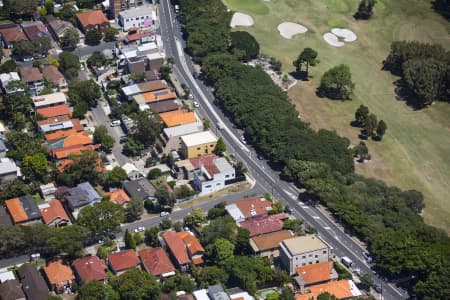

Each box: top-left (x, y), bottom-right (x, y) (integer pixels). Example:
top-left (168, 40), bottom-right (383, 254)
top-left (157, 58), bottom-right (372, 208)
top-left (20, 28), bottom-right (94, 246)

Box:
top-left (119, 136), bottom-right (128, 143)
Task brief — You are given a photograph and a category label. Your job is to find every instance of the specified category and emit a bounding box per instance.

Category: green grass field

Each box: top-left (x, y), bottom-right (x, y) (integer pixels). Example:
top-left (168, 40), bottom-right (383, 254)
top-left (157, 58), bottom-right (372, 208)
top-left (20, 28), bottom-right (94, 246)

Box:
top-left (225, 0), bottom-right (450, 231)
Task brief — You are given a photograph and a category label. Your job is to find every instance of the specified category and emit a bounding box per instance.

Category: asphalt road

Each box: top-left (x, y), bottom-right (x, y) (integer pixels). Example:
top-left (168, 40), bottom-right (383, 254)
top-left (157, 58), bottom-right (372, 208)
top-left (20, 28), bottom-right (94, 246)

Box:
top-left (158, 1), bottom-right (407, 299)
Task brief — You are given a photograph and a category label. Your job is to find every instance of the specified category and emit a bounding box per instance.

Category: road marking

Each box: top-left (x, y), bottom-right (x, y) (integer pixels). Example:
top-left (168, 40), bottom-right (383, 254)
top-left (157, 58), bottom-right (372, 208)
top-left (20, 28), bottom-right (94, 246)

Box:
top-left (301, 205), bottom-right (309, 209)
top-left (324, 226), bottom-right (331, 230)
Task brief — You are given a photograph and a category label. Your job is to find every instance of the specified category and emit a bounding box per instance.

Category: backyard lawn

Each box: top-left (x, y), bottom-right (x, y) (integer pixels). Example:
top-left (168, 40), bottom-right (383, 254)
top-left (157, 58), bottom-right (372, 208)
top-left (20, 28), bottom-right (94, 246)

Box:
top-left (224, 0), bottom-right (450, 231)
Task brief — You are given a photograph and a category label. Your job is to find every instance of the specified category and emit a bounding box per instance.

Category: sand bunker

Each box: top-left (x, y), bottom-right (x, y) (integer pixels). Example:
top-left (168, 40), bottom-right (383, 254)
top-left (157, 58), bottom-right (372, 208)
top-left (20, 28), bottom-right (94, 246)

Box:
top-left (331, 28), bottom-right (357, 42)
top-left (277, 22), bottom-right (308, 39)
top-left (230, 13), bottom-right (254, 28)
top-left (323, 33), bottom-right (345, 47)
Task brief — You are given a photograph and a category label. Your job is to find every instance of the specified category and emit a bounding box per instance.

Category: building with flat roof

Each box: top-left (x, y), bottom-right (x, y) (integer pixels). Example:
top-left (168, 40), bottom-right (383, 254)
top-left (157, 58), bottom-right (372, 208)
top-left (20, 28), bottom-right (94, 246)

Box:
top-left (190, 155), bottom-right (235, 195)
top-left (181, 130), bottom-right (218, 159)
top-left (0, 72), bottom-right (25, 94)
top-left (118, 6), bottom-right (155, 31)
top-left (280, 235), bottom-right (331, 275)
top-left (32, 92), bottom-right (67, 109)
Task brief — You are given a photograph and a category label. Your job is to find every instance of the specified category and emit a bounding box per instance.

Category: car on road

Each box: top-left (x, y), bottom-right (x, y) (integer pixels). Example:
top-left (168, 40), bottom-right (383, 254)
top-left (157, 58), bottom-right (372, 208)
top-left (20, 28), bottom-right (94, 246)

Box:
top-left (188, 93), bottom-right (194, 99)
top-left (217, 122), bottom-right (225, 130)
top-left (160, 211), bottom-right (170, 217)
top-left (240, 136), bottom-right (247, 144)
top-left (373, 284), bottom-right (382, 293)
top-left (110, 120), bottom-right (121, 127)
top-left (193, 101), bottom-right (199, 108)
top-left (80, 63), bottom-right (85, 71)
top-left (119, 136), bottom-right (128, 143)
top-left (134, 226), bottom-right (145, 233)
top-left (363, 251), bottom-right (373, 263)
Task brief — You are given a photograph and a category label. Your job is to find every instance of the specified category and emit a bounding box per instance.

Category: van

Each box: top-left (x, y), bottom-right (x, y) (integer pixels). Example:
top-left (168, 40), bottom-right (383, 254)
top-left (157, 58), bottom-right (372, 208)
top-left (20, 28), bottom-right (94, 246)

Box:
top-left (110, 120), bottom-right (121, 127)
top-left (341, 256), bottom-right (353, 268)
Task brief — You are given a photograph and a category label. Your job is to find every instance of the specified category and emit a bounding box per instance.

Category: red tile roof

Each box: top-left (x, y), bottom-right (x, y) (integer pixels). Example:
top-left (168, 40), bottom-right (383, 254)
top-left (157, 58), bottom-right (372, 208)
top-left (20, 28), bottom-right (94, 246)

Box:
top-left (73, 256), bottom-right (107, 283)
top-left (239, 214), bottom-right (286, 237)
top-left (177, 232), bottom-right (205, 256)
top-left (43, 260), bottom-right (75, 284)
top-left (108, 250), bottom-right (140, 273)
top-left (76, 10), bottom-right (108, 29)
top-left (190, 154), bottom-right (219, 176)
top-left (49, 144), bottom-right (100, 160)
top-left (19, 67), bottom-right (43, 82)
top-left (4, 198), bottom-right (27, 224)
top-left (42, 65), bottom-right (65, 85)
top-left (137, 80), bottom-right (167, 93)
top-left (235, 197), bottom-right (273, 219)
top-left (40, 199), bottom-right (70, 225)
top-left (163, 231), bottom-right (190, 266)
top-left (62, 132), bottom-right (92, 147)
top-left (45, 129), bottom-right (78, 141)
top-left (139, 247), bottom-right (175, 277)
top-left (296, 262), bottom-right (335, 286)
top-left (106, 189), bottom-right (130, 206)
top-left (295, 280), bottom-right (358, 300)
top-left (36, 104), bottom-right (71, 118)
top-left (22, 24), bottom-right (49, 40)
top-left (37, 115), bottom-right (71, 126)
top-left (0, 26), bottom-right (28, 43)
top-left (159, 110), bottom-right (196, 127)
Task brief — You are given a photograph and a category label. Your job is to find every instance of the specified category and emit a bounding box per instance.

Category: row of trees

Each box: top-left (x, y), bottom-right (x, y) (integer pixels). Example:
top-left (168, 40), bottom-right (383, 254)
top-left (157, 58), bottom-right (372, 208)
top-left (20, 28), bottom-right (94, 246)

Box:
top-left (179, 0), bottom-right (450, 298)
top-left (383, 41), bottom-right (450, 108)
top-left (13, 37), bottom-right (52, 59)
top-left (354, 105), bottom-right (387, 140)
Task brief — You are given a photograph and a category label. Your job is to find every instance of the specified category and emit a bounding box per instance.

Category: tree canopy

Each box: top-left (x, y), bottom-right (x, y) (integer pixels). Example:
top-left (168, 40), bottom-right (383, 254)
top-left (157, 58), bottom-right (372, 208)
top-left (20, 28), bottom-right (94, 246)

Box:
top-left (77, 201), bottom-right (125, 237)
top-left (230, 31), bottom-right (260, 61)
top-left (110, 268), bottom-right (160, 300)
top-left (318, 64), bottom-right (355, 100)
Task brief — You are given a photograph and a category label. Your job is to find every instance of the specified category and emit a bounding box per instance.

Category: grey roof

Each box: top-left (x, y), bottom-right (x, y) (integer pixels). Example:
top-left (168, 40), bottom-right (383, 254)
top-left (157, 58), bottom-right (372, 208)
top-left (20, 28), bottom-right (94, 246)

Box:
top-left (123, 178), bottom-right (155, 200)
top-left (17, 264), bottom-right (49, 300)
top-left (20, 195), bottom-right (41, 220)
top-left (46, 14), bottom-right (74, 36)
top-left (208, 285), bottom-right (229, 300)
top-left (0, 206), bottom-right (12, 225)
top-left (0, 279), bottom-right (26, 300)
top-left (65, 182), bottom-right (100, 210)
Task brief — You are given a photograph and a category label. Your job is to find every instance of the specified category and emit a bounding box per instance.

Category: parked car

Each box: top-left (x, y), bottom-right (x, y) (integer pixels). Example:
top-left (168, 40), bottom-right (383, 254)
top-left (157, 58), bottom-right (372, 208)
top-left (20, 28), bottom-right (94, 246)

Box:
top-left (160, 211), bottom-right (170, 217)
top-left (373, 284), bottom-right (382, 293)
top-left (193, 101), bottom-right (199, 108)
top-left (110, 120), bottom-right (121, 127)
top-left (363, 251), bottom-right (373, 263)
top-left (240, 136), bottom-right (247, 144)
top-left (217, 122), bottom-right (225, 130)
top-left (134, 226), bottom-right (145, 233)
top-left (119, 136), bottom-right (128, 143)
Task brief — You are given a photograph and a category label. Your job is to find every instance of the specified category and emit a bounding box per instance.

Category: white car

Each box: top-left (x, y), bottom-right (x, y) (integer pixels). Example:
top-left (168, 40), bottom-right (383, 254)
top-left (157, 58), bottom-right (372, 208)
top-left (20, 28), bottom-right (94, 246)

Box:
top-left (240, 136), bottom-right (247, 144)
top-left (193, 101), bottom-right (199, 108)
top-left (160, 211), bottom-right (170, 217)
top-left (80, 63), bottom-right (85, 71)
top-left (110, 120), bottom-right (121, 127)
top-left (134, 226), bottom-right (145, 233)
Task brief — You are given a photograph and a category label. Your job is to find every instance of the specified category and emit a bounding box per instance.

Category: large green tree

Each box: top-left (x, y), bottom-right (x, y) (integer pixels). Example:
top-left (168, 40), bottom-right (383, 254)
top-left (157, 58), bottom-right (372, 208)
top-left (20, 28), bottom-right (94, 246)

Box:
top-left (77, 201), bottom-right (125, 237)
top-left (59, 51), bottom-right (80, 80)
top-left (49, 225), bottom-right (89, 258)
top-left (213, 137), bottom-right (226, 155)
top-left (57, 151), bottom-right (101, 187)
top-left (61, 28), bottom-right (80, 50)
top-left (354, 104), bottom-right (369, 127)
top-left (206, 238), bottom-right (235, 267)
top-left (230, 31), bottom-right (259, 61)
top-left (77, 280), bottom-right (119, 300)
top-left (105, 167), bottom-right (127, 188)
top-left (21, 153), bottom-right (48, 182)
top-left (318, 64), bottom-right (355, 100)
top-left (194, 266), bottom-right (228, 288)
top-left (93, 125), bottom-right (115, 152)
top-left (85, 29), bottom-right (102, 46)
top-left (104, 27), bottom-right (119, 42)
top-left (376, 120), bottom-right (387, 140)
top-left (154, 184), bottom-right (175, 208)
top-left (125, 198), bottom-right (144, 222)
top-left (110, 268), bottom-right (160, 300)
top-left (364, 113), bottom-right (378, 137)
top-left (293, 47), bottom-right (318, 77)
top-left (124, 229), bottom-right (136, 249)
top-left (69, 80), bottom-right (101, 108)
top-left (5, 131), bottom-right (45, 161)
top-left (354, 0), bottom-right (376, 19)
top-left (133, 111), bottom-right (161, 147)
top-left (87, 51), bottom-right (107, 68)
top-left (144, 226), bottom-right (160, 247)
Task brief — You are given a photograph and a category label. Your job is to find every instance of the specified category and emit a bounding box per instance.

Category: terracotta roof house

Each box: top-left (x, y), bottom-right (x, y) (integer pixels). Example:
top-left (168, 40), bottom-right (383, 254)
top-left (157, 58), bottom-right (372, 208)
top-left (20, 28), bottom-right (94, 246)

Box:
top-left (4, 196), bottom-right (41, 225)
top-left (45, 129), bottom-right (78, 142)
top-left (0, 26), bottom-right (28, 48)
top-left (139, 247), bottom-right (176, 278)
top-left (106, 189), bottom-right (131, 206)
top-left (36, 104), bottom-right (71, 119)
top-left (39, 199), bottom-right (71, 227)
top-left (238, 214), bottom-right (288, 237)
top-left (249, 230), bottom-right (295, 258)
top-left (43, 260), bottom-right (75, 294)
top-left (76, 10), bottom-right (110, 33)
top-left (162, 231), bottom-right (205, 271)
top-left (139, 89), bottom-right (177, 103)
top-left (49, 144), bottom-right (100, 160)
top-left (295, 280), bottom-right (362, 300)
top-left (72, 256), bottom-right (108, 283)
top-left (108, 250), bottom-right (140, 275)
top-left (21, 21), bottom-right (51, 41)
top-left (295, 262), bottom-right (338, 289)
top-left (159, 110), bottom-right (197, 127)
top-left (123, 178), bottom-right (156, 200)
top-left (19, 67), bottom-right (44, 95)
top-left (16, 264), bottom-right (49, 300)
top-left (0, 280), bottom-right (25, 300)
top-left (226, 197), bottom-right (273, 222)
top-left (42, 65), bottom-right (68, 92)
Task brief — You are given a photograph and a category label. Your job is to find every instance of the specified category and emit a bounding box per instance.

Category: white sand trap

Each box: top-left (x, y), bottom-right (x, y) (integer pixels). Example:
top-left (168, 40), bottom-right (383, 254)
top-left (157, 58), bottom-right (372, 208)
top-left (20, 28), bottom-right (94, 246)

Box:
top-left (323, 32), bottom-right (345, 47)
top-left (277, 22), bottom-right (308, 39)
top-left (331, 28), bottom-right (357, 42)
top-left (230, 13), bottom-right (254, 28)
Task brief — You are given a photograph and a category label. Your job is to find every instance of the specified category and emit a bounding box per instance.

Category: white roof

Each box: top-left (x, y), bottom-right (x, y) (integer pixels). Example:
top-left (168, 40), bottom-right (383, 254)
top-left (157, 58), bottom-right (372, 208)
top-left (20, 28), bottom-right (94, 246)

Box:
top-left (193, 289), bottom-right (210, 300)
top-left (119, 5), bottom-right (154, 19)
top-left (282, 235), bottom-right (328, 255)
top-left (138, 42), bottom-right (158, 53)
top-left (349, 279), bottom-right (363, 297)
top-left (121, 163), bottom-right (139, 175)
top-left (0, 72), bottom-right (20, 84)
top-left (0, 270), bottom-right (15, 282)
top-left (214, 157), bottom-right (233, 173)
top-left (181, 130), bottom-right (218, 147)
top-left (122, 84), bottom-right (141, 96)
top-left (32, 92), bottom-right (67, 108)
top-left (0, 158), bottom-right (18, 175)
top-left (146, 52), bottom-right (164, 61)
top-left (163, 122), bottom-right (203, 138)
top-left (225, 203), bottom-right (245, 221)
